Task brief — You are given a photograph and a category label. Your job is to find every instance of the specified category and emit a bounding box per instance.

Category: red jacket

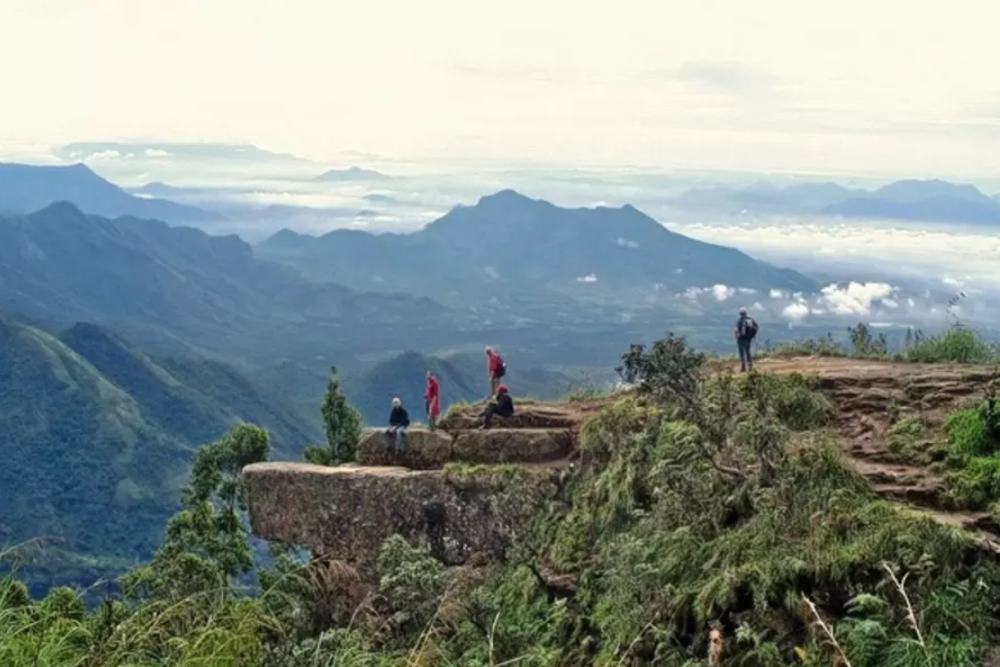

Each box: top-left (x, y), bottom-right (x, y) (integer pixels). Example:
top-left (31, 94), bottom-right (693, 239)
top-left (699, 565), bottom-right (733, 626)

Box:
top-left (487, 351), bottom-right (502, 374)
top-left (424, 375), bottom-right (440, 416)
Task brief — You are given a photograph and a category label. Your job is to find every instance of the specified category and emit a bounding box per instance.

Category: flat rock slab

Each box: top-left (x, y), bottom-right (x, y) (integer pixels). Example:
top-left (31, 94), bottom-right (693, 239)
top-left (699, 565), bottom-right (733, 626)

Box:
top-left (358, 428), bottom-right (453, 469)
top-left (452, 429), bottom-right (572, 465)
top-left (244, 462), bottom-right (559, 569)
top-left (438, 400), bottom-right (608, 431)
top-left (357, 427), bottom-right (573, 469)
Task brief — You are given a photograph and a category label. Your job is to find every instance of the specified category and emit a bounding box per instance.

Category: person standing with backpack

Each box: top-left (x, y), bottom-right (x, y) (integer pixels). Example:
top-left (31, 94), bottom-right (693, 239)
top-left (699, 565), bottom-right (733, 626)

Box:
top-left (485, 346), bottom-right (506, 397)
top-left (734, 307), bottom-right (758, 372)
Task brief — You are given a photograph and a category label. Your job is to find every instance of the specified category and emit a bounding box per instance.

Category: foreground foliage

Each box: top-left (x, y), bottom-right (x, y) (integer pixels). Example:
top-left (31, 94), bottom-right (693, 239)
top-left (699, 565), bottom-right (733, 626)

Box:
top-left (5, 335), bottom-right (1000, 666)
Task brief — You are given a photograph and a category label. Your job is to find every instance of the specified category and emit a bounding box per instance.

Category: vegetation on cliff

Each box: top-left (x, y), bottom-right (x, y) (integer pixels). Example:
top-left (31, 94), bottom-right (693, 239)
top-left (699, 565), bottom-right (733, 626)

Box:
top-left (762, 322), bottom-right (998, 365)
top-left (3, 331), bottom-right (1000, 666)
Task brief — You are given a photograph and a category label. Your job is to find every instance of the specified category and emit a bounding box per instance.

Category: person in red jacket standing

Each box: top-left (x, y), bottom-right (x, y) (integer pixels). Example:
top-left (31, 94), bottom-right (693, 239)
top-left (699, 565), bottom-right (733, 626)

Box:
top-left (485, 346), bottom-right (506, 397)
top-left (424, 371), bottom-right (441, 431)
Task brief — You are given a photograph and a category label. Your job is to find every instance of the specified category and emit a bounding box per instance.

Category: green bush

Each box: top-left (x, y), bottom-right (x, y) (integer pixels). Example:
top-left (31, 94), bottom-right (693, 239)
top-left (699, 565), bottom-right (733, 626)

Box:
top-left (905, 326), bottom-right (997, 364)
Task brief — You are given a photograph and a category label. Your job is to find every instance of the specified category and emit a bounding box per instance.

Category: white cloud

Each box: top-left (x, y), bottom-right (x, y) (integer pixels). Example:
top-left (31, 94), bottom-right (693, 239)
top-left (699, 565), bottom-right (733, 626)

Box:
top-left (907, 298), bottom-right (916, 308)
top-left (143, 148), bottom-right (171, 157)
top-left (616, 237), bottom-right (639, 248)
top-left (711, 284), bottom-right (735, 301)
top-left (818, 281), bottom-right (895, 317)
top-left (769, 289), bottom-right (786, 299)
top-left (85, 150), bottom-right (121, 161)
top-left (576, 274), bottom-right (597, 283)
top-left (670, 219), bottom-right (1000, 290)
top-left (737, 287), bottom-right (757, 294)
top-left (882, 298), bottom-right (898, 309)
top-left (683, 287), bottom-right (704, 299)
top-left (783, 303), bottom-right (811, 320)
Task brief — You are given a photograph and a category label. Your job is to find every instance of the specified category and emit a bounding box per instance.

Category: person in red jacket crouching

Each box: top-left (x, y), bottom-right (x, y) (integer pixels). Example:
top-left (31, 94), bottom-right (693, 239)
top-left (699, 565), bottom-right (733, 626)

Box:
top-left (424, 371), bottom-right (441, 431)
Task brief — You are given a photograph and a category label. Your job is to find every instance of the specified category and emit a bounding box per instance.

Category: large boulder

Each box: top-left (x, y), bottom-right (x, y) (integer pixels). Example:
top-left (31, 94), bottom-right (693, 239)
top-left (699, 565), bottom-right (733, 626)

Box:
top-left (243, 462), bottom-right (560, 570)
top-left (357, 428), bottom-right (453, 469)
top-left (439, 399), bottom-right (607, 430)
top-left (452, 429), bottom-right (572, 465)
top-left (356, 427), bottom-right (573, 469)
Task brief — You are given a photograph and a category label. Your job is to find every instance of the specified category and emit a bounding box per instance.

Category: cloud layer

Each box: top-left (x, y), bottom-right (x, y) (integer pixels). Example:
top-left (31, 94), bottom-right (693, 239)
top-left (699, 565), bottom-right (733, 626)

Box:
top-left (670, 218), bottom-right (1000, 291)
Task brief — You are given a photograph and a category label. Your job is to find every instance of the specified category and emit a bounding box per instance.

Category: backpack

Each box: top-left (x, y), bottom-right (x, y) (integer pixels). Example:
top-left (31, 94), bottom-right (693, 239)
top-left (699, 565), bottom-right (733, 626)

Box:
top-left (743, 317), bottom-right (759, 340)
top-left (495, 355), bottom-right (507, 378)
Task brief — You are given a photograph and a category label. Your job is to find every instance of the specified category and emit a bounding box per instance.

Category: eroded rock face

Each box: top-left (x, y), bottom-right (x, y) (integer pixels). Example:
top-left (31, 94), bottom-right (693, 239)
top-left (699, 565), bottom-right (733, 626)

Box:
top-left (244, 462), bottom-right (560, 570)
top-left (357, 427), bottom-right (573, 469)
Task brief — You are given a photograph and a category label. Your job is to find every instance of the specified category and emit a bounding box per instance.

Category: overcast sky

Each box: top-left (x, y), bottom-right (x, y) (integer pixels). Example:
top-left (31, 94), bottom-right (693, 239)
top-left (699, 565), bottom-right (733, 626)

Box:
top-left (4, 0), bottom-right (999, 177)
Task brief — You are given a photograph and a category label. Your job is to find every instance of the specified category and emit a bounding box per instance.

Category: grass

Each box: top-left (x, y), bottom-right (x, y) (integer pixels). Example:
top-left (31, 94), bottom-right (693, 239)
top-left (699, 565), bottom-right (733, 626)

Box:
top-left (759, 322), bottom-right (999, 365)
top-left (942, 399), bottom-right (1000, 509)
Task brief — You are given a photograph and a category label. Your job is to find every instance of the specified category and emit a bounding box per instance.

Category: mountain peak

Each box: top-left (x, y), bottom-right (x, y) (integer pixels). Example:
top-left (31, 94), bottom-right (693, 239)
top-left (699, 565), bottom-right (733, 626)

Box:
top-left (0, 161), bottom-right (220, 222)
top-left (473, 189), bottom-right (548, 211)
top-left (313, 166), bottom-right (387, 182)
top-left (32, 200), bottom-right (88, 219)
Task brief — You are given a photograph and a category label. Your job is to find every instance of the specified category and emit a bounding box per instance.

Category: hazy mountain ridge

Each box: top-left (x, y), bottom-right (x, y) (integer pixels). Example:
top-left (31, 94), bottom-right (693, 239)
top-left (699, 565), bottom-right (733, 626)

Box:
top-left (0, 202), bottom-right (477, 369)
top-left (0, 162), bottom-right (222, 223)
top-left (257, 189), bottom-right (817, 308)
top-left (313, 166), bottom-right (388, 182)
top-left (671, 177), bottom-right (1000, 225)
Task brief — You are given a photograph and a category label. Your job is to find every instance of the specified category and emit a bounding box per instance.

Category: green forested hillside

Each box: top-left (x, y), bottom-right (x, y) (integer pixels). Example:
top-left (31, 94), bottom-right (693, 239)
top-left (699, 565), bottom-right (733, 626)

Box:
top-left (0, 311), bottom-right (320, 591)
top-left (59, 323), bottom-right (317, 457)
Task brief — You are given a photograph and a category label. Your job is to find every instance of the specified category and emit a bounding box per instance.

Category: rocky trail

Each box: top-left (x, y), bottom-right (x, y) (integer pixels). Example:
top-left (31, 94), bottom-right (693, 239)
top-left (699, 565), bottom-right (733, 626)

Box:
top-left (244, 356), bottom-right (999, 567)
top-left (751, 357), bottom-right (999, 549)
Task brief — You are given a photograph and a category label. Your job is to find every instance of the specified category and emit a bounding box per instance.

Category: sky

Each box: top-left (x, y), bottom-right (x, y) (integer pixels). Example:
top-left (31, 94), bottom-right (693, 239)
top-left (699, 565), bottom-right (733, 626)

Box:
top-left (3, 0), bottom-right (1000, 177)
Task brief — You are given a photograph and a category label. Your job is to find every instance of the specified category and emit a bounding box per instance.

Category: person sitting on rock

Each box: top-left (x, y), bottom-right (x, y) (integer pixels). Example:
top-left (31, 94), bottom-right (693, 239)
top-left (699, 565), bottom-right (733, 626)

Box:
top-left (384, 397), bottom-right (410, 452)
top-left (479, 384), bottom-right (514, 430)
top-left (424, 371), bottom-right (441, 431)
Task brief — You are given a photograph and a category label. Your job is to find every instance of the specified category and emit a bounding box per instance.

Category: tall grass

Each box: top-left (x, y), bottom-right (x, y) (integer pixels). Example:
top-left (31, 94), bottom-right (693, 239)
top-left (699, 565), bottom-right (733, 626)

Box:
top-left (762, 323), bottom-right (998, 365)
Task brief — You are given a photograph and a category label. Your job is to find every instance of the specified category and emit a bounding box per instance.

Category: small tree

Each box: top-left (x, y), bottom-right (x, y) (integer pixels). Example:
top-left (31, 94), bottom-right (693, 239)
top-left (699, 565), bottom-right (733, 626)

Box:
top-left (122, 423), bottom-right (271, 600)
top-left (305, 366), bottom-right (363, 466)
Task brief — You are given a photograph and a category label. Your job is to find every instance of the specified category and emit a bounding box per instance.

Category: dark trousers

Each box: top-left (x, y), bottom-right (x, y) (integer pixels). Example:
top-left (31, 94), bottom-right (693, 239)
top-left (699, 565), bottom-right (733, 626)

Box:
top-left (737, 337), bottom-right (753, 371)
top-left (384, 426), bottom-right (407, 451)
top-left (481, 405), bottom-right (510, 429)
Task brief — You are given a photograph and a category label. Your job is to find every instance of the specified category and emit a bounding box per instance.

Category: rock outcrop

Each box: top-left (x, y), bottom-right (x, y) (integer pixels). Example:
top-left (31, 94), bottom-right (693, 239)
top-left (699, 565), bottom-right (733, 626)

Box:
top-left (243, 461), bottom-right (560, 570)
top-left (245, 401), bottom-right (598, 567)
top-left (244, 358), bottom-right (1000, 569)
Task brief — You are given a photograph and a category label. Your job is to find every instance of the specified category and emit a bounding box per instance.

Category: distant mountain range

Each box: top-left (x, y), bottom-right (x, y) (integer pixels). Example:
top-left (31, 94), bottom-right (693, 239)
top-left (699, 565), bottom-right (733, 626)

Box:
top-left (0, 309), bottom-right (319, 590)
top-left (257, 189), bottom-right (816, 308)
top-left (313, 166), bottom-right (388, 182)
top-left (671, 178), bottom-right (1000, 225)
top-left (0, 162), bottom-right (222, 224)
top-left (0, 202), bottom-right (473, 369)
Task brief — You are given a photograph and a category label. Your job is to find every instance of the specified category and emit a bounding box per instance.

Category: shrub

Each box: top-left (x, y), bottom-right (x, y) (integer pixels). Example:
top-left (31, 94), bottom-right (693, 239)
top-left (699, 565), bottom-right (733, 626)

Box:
top-left (906, 326), bottom-right (997, 364)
